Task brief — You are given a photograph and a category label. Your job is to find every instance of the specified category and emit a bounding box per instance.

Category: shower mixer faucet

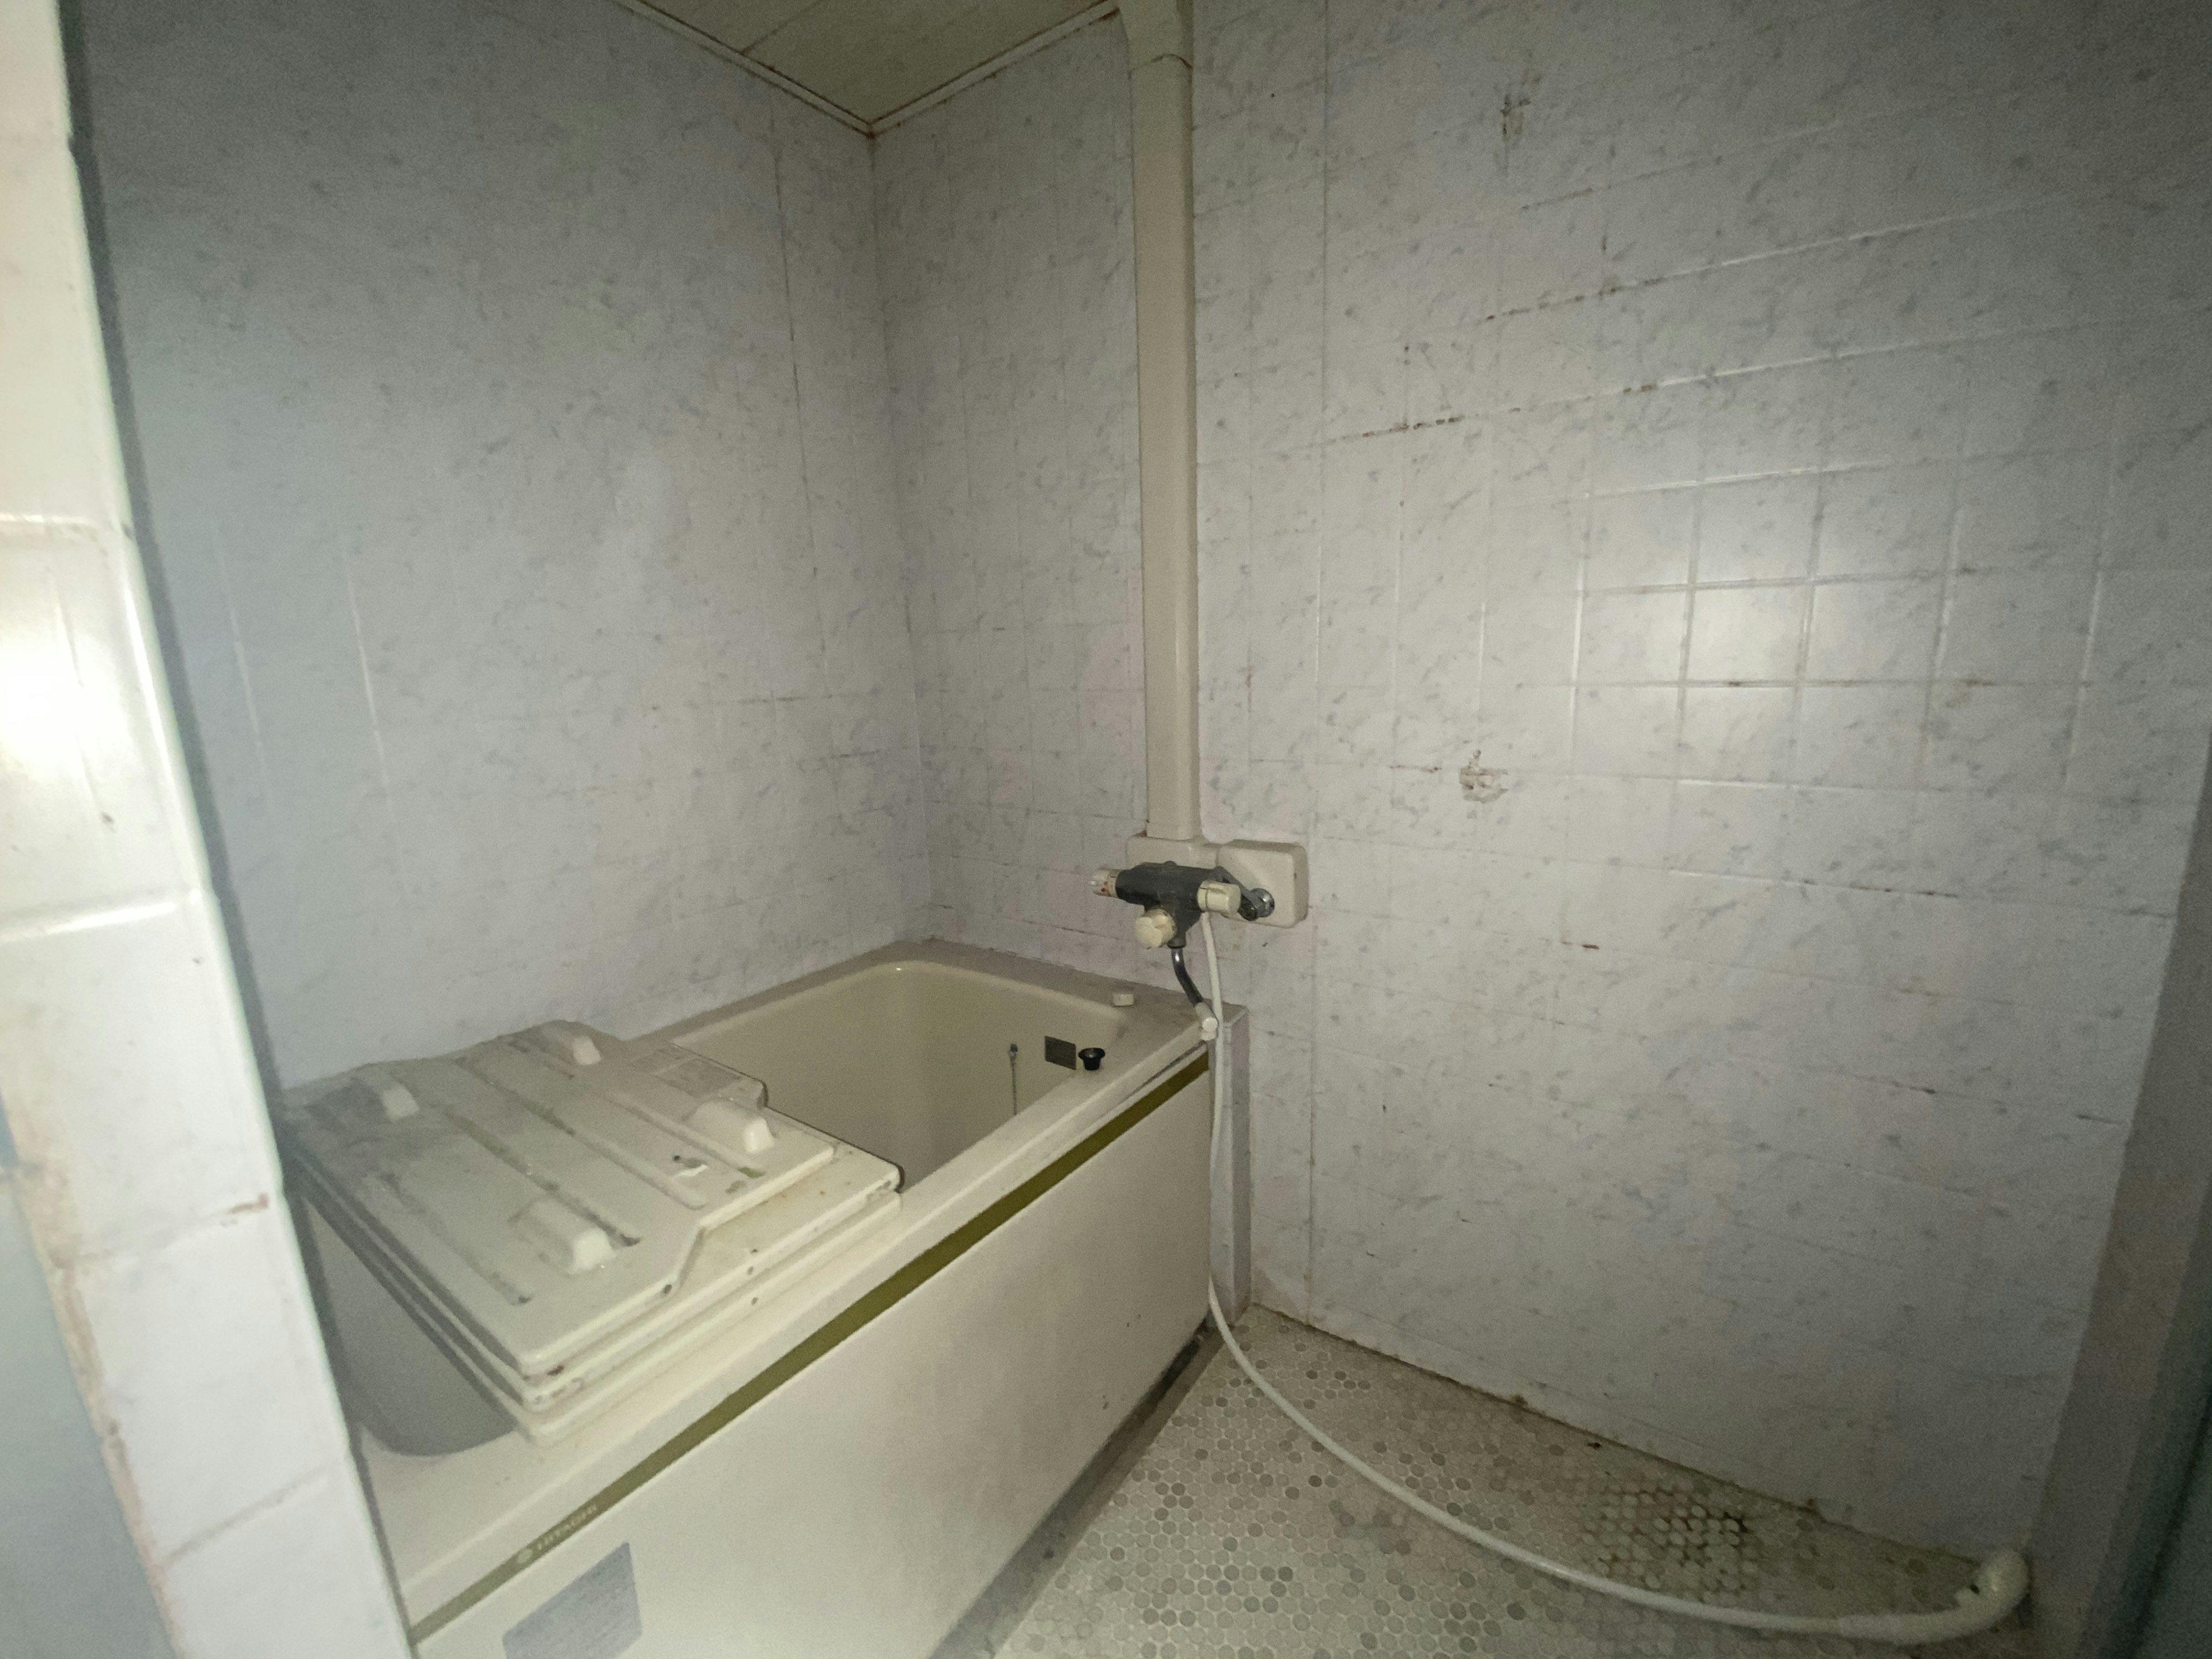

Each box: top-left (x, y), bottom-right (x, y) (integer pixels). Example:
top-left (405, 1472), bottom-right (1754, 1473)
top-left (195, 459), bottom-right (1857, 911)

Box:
top-left (1093, 862), bottom-right (1271, 944)
top-left (1093, 861), bottom-right (1274, 1003)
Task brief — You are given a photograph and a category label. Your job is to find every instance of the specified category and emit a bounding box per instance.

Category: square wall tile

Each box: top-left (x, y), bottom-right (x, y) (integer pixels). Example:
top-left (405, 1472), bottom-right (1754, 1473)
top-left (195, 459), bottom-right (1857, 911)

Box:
top-left (1573, 685), bottom-right (1680, 777)
top-left (0, 895), bottom-right (278, 1259)
top-left (1681, 685), bottom-right (1797, 782)
top-left (0, 536), bottom-right (199, 924)
top-left (1697, 476), bottom-right (1819, 583)
top-left (1579, 589), bottom-right (1687, 683)
top-left (1687, 585), bottom-right (1806, 683)
top-left (70, 1206), bottom-right (350, 1561)
top-left (1804, 579), bottom-right (1943, 682)
top-left (2066, 684), bottom-right (2212, 803)
top-left (161, 1467), bottom-right (408, 1659)
top-left (1815, 464), bottom-right (1956, 578)
top-left (1939, 570), bottom-right (2094, 683)
top-left (1586, 488), bottom-right (1695, 589)
top-left (0, 140), bottom-right (123, 528)
top-left (1922, 683), bottom-right (2075, 793)
top-left (1793, 685), bottom-right (1925, 789)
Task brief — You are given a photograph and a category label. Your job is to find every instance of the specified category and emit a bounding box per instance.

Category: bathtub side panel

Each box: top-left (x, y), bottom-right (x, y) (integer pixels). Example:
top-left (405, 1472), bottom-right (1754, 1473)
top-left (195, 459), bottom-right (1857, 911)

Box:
top-left (418, 1073), bottom-right (1210, 1659)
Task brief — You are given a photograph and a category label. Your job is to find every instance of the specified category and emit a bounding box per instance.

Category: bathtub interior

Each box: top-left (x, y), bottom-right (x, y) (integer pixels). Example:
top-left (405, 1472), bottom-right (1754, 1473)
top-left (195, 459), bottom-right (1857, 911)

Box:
top-left (669, 959), bottom-right (1134, 1186)
top-left (300, 1203), bottom-right (514, 1457)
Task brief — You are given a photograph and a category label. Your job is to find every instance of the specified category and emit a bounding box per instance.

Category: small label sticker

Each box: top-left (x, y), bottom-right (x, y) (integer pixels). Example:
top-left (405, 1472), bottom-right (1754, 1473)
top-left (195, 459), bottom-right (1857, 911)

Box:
top-left (1044, 1036), bottom-right (1078, 1069)
top-left (503, 1543), bottom-right (642, 1659)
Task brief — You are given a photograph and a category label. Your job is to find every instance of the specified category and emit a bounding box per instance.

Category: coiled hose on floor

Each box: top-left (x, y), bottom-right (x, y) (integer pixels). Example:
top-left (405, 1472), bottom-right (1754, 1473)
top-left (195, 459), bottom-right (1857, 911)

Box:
top-left (1190, 914), bottom-right (2029, 1646)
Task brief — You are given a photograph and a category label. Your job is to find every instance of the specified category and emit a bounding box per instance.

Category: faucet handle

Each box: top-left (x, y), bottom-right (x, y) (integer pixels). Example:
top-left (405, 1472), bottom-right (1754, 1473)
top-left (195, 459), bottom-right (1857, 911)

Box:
top-left (1133, 907), bottom-right (1177, 948)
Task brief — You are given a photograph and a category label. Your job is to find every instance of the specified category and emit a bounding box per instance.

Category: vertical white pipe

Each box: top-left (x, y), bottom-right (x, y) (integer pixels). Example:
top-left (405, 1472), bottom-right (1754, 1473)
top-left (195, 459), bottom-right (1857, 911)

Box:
top-left (1122, 0), bottom-right (1202, 847)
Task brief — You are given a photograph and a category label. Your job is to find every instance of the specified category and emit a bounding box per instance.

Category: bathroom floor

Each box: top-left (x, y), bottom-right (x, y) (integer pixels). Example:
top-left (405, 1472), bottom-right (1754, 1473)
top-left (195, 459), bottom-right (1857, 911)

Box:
top-left (942, 1309), bottom-right (2033, 1659)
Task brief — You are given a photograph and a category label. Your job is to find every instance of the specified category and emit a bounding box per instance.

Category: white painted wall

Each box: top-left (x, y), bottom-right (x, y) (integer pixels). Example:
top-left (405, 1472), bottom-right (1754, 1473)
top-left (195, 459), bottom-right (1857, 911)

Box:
top-left (880, 0), bottom-right (2212, 1552)
top-left (0, 1), bottom-right (408, 1652)
top-left (78, 0), bottom-right (928, 1089)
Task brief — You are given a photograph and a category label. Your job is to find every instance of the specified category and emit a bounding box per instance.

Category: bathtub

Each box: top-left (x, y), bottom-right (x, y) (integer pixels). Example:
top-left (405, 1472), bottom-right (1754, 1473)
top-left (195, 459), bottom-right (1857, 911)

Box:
top-left (299, 941), bottom-right (1242, 1658)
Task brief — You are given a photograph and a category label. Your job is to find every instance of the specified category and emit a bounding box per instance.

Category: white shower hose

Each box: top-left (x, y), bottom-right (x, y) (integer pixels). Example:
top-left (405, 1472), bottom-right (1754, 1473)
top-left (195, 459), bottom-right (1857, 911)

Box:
top-left (1189, 914), bottom-right (2029, 1645)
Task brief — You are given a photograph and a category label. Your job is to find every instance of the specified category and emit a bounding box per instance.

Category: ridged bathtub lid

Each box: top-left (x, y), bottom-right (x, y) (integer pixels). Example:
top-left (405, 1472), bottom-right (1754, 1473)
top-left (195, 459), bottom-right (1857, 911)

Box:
top-left (279, 1022), bottom-right (892, 1380)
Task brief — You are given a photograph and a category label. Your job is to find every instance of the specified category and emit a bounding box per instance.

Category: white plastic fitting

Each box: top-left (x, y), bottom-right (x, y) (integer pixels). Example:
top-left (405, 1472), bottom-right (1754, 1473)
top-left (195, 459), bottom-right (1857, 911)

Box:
top-left (688, 1098), bottom-right (777, 1158)
top-left (520, 1021), bottom-right (601, 1067)
top-left (372, 1078), bottom-right (418, 1121)
top-left (1196, 878), bottom-right (1242, 915)
top-left (517, 1196), bottom-right (615, 1275)
top-left (1133, 907), bottom-right (1177, 948)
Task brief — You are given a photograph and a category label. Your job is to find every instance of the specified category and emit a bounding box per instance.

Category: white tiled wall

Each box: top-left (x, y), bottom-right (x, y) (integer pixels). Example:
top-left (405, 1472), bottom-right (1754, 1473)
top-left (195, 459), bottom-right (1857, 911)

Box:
top-left (0, 0), bottom-right (407, 1652)
top-left (880, 0), bottom-right (2212, 1551)
top-left (79, 0), bottom-right (928, 1088)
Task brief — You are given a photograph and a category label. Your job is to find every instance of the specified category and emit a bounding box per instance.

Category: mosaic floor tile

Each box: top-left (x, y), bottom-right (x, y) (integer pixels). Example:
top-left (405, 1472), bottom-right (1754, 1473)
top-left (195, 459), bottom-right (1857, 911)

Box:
top-left (985, 1309), bottom-right (2033, 1658)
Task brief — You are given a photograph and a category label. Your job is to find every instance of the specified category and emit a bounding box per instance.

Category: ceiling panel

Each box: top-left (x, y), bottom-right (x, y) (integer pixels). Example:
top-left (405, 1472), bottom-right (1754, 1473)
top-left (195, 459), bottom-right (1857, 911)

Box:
top-left (643, 0), bottom-right (1105, 128)
top-left (648, 0), bottom-right (817, 49)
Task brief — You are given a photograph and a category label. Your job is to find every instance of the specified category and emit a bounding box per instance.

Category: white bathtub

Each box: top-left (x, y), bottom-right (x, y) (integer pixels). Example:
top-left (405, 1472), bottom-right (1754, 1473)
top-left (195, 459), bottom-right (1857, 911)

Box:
top-left (301, 942), bottom-right (1241, 1658)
